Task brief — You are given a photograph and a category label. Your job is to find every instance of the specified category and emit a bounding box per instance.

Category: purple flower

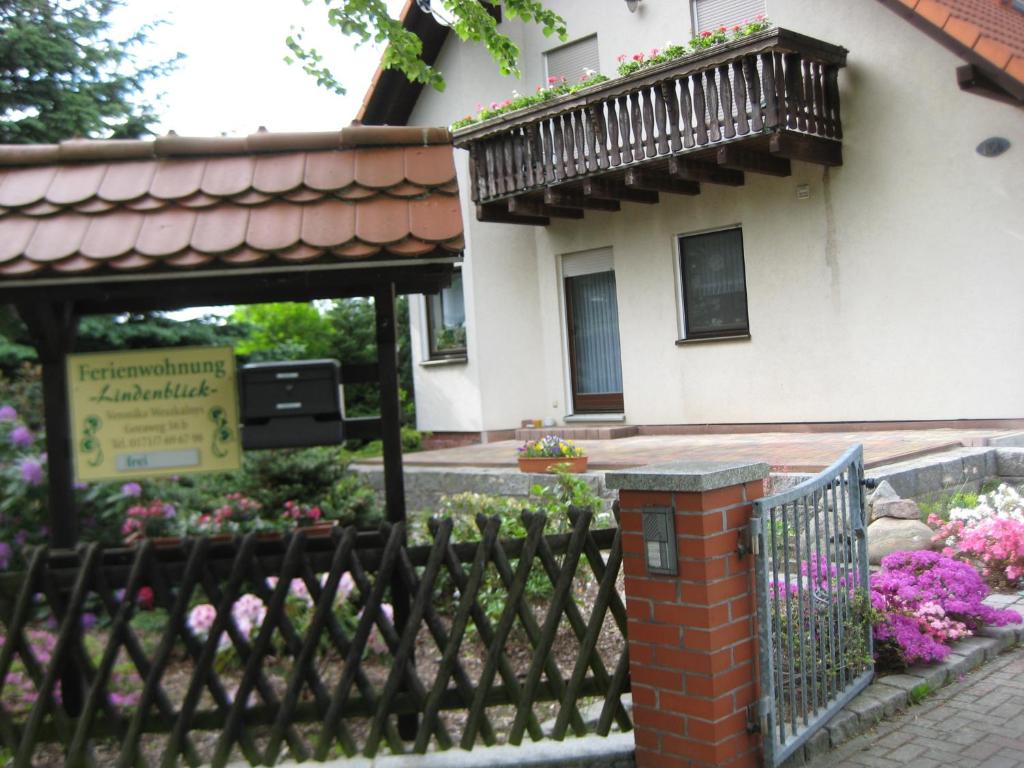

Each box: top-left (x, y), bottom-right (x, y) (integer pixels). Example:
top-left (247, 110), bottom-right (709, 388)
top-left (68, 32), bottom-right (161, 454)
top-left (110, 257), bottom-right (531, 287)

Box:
top-left (74, 481), bottom-right (89, 490)
top-left (0, 405), bottom-right (17, 422)
top-left (80, 613), bottom-right (97, 630)
top-left (18, 457), bottom-right (44, 486)
top-left (0, 543), bottom-right (11, 570)
top-left (10, 426), bottom-right (33, 447)
top-left (13, 530), bottom-right (27, 547)
top-left (120, 482), bottom-right (142, 497)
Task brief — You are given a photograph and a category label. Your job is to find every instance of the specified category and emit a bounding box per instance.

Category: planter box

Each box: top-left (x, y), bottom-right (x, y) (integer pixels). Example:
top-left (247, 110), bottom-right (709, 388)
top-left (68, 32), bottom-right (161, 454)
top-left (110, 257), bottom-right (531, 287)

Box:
top-left (517, 456), bottom-right (589, 474)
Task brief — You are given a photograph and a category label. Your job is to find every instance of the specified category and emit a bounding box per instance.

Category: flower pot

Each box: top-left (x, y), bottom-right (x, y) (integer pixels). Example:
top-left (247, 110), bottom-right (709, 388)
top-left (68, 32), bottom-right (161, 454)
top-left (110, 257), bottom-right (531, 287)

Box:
top-left (149, 536), bottom-right (185, 550)
top-left (298, 522), bottom-right (337, 538)
top-left (517, 456), bottom-right (589, 474)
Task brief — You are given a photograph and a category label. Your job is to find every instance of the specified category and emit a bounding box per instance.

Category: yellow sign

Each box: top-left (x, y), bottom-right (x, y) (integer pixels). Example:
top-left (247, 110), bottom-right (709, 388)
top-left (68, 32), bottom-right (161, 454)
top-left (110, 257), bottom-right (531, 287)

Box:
top-left (67, 346), bottom-right (242, 482)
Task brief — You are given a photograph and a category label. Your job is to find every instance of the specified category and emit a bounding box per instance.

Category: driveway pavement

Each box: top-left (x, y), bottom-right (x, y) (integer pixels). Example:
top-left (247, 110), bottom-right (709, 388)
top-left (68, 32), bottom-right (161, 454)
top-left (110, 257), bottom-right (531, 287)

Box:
top-left (808, 646), bottom-right (1024, 767)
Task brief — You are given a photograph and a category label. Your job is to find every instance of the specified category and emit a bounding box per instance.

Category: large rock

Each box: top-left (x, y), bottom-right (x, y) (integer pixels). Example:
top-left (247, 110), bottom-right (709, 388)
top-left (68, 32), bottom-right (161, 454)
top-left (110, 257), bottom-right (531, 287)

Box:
top-left (871, 498), bottom-right (923, 522)
top-left (867, 517), bottom-right (935, 564)
top-left (867, 480), bottom-right (900, 515)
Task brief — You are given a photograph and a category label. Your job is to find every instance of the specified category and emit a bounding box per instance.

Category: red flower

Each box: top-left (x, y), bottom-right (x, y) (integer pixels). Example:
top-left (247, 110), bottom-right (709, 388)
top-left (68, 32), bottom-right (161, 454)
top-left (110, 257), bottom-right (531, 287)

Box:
top-left (701, 31), bottom-right (712, 38)
top-left (718, 25), bottom-right (727, 32)
top-left (632, 52), bottom-right (644, 61)
top-left (732, 24), bottom-right (741, 32)
top-left (137, 587), bottom-right (155, 611)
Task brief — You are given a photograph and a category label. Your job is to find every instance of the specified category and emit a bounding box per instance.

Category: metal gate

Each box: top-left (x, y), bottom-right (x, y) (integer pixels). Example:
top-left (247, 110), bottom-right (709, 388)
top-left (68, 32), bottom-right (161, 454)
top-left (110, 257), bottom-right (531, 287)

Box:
top-left (751, 445), bottom-right (874, 766)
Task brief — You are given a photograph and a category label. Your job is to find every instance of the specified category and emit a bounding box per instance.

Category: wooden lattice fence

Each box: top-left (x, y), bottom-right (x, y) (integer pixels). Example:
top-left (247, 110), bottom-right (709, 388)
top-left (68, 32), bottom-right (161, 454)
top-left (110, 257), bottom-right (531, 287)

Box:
top-left (0, 508), bottom-right (629, 766)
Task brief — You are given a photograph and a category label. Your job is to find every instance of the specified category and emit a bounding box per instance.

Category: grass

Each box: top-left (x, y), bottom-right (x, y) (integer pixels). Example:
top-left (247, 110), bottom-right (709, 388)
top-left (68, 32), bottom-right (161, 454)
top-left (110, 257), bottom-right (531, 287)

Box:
top-left (907, 681), bottom-right (933, 705)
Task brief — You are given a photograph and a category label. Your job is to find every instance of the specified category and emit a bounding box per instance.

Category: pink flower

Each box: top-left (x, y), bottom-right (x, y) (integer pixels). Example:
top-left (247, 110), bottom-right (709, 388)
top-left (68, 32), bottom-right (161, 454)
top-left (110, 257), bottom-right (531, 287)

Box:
top-left (489, 101), bottom-right (498, 110)
top-left (718, 25), bottom-right (727, 32)
top-left (732, 24), bottom-right (741, 32)
top-left (701, 31), bottom-right (712, 38)
top-left (616, 54), bottom-right (626, 62)
top-left (756, 14), bottom-right (765, 20)
top-left (649, 48), bottom-right (659, 57)
top-left (632, 53), bottom-right (644, 62)
top-left (0, 405), bottom-right (16, 421)
top-left (546, 75), bottom-right (558, 85)
top-left (18, 457), bottom-right (43, 486)
top-left (10, 426), bottom-right (32, 447)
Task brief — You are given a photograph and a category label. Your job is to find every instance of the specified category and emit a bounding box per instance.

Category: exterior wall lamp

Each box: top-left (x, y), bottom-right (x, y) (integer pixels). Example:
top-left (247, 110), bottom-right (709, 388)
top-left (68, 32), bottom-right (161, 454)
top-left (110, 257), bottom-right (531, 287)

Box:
top-left (626, 0), bottom-right (642, 11)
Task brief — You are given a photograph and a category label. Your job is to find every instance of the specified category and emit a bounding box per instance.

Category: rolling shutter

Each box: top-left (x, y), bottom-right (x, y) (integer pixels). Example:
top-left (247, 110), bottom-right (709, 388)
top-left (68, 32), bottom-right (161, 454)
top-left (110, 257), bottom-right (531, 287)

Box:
top-left (694, 0), bottom-right (766, 32)
top-left (545, 35), bottom-right (600, 83)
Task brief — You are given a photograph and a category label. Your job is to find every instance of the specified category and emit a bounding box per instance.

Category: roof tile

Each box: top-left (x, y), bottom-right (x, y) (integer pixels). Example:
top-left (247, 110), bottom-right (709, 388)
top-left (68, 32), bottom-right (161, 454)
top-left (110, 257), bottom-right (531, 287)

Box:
top-left (944, 15), bottom-right (981, 48)
top-left (355, 196), bottom-right (409, 244)
top-left (150, 159), bottom-right (205, 200)
top-left (304, 152), bottom-right (355, 191)
top-left (916, 0), bottom-right (952, 28)
top-left (80, 212), bottom-right (145, 260)
top-left (191, 207), bottom-right (250, 253)
top-left (300, 200), bottom-right (357, 248)
top-left (97, 160), bottom-right (157, 202)
top-left (0, 165), bottom-right (57, 208)
top-left (0, 128), bottom-right (462, 281)
top-left (1008, 54), bottom-right (1024, 80)
top-left (404, 146), bottom-right (457, 186)
top-left (135, 209), bottom-right (198, 257)
top-left (975, 34), bottom-right (1015, 68)
top-left (45, 163), bottom-right (107, 205)
top-left (354, 147), bottom-right (406, 189)
top-left (200, 156), bottom-right (256, 197)
top-left (253, 153), bottom-right (306, 194)
top-left (0, 218), bottom-right (37, 264)
top-left (246, 203), bottom-right (303, 251)
top-left (409, 196), bottom-right (463, 242)
top-left (25, 216), bottom-right (89, 262)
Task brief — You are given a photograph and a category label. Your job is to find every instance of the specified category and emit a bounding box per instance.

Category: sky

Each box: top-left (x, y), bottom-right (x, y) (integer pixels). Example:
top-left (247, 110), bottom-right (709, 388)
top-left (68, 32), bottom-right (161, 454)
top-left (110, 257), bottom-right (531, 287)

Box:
top-left (110, 0), bottom-right (406, 137)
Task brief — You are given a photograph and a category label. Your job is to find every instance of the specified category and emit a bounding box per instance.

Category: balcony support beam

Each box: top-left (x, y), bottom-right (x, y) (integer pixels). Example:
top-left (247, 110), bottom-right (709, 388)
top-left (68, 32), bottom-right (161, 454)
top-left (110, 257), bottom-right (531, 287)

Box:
top-left (669, 158), bottom-right (745, 187)
top-left (476, 202), bottom-right (549, 226)
top-left (582, 178), bottom-right (660, 205)
top-left (544, 189), bottom-right (621, 212)
top-left (769, 133), bottom-right (843, 167)
top-left (508, 197), bottom-right (585, 219)
top-left (716, 146), bottom-right (792, 177)
top-left (624, 168), bottom-right (701, 196)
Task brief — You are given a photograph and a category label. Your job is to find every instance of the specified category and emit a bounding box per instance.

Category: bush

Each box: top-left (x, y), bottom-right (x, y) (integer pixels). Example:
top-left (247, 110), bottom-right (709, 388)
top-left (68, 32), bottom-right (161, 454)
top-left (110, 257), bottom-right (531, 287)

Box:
top-left (928, 483), bottom-right (1024, 589)
top-left (870, 551), bottom-right (1020, 667)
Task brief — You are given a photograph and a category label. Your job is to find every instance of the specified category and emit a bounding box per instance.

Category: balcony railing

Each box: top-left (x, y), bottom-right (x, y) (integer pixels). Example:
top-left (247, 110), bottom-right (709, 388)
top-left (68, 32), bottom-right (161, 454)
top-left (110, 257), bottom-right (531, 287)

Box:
top-left (452, 29), bottom-right (848, 225)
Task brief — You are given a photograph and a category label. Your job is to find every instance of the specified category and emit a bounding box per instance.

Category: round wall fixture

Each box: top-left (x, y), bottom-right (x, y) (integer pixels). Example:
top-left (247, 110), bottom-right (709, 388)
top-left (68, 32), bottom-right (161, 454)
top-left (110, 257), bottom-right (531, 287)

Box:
top-left (626, 0), bottom-right (641, 11)
top-left (976, 137), bottom-right (1011, 157)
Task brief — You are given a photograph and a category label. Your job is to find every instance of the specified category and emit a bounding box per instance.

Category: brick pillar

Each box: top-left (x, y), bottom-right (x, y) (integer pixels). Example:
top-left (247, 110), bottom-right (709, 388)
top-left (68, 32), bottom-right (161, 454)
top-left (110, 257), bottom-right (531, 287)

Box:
top-left (607, 460), bottom-right (770, 768)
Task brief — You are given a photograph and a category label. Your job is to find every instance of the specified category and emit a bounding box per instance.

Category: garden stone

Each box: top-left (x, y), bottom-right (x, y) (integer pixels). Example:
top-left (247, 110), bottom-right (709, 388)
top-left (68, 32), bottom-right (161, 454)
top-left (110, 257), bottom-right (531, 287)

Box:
top-left (996, 448), bottom-right (1024, 478)
top-left (867, 480), bottom-right (899, 509)
top-left (843, 693), bottom-right (884, 727)
top-left (866, 518), bottom-right (935, 564)
top-left (801, 727), bottom-right (831, 761)
top-left (870, 498), bottom-right (922, 522)
top-left (825, 709), bottom-right (859, 746)
top-left (904, 661), bottom-right (951, 690)
top-left (867, 682), bottom-right (909, 716)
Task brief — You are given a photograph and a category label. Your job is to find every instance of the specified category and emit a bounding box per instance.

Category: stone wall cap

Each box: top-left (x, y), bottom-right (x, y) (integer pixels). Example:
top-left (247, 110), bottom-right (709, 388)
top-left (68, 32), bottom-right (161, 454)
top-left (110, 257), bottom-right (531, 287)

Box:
top-left (605, 460), bottom-right (770, 493)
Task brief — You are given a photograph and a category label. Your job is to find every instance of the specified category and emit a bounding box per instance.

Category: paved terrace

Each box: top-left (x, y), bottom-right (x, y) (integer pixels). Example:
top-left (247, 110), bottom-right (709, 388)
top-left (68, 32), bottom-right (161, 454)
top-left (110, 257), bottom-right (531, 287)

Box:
top-left (380, 428), bottom-right (1024, 472)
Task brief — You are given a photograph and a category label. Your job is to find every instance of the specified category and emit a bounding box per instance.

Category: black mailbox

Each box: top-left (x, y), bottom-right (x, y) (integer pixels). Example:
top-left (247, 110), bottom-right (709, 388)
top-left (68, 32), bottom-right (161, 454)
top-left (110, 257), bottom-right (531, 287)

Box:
top-left (240, 360), bottom-right (344, 450)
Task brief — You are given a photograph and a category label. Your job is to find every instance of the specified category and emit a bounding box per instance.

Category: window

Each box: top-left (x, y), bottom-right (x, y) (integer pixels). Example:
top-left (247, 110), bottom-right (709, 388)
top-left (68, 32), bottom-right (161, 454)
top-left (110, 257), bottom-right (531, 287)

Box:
top-left (692, 0), bottom-right (766, 33)
top-left (545, 35), bottom-right (600, 83)
top-left (678, 228), bottom-right (749, 339)
top-left (426, 269), bottom-right (467, 358)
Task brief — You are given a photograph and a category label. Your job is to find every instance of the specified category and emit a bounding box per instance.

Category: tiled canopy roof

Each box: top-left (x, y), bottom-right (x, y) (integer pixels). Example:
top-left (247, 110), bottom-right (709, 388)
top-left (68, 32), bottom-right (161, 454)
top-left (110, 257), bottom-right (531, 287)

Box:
top-left (878, 0), bottom-right (1024, 101)
top-left (0, 126), bottom-right (464, 280)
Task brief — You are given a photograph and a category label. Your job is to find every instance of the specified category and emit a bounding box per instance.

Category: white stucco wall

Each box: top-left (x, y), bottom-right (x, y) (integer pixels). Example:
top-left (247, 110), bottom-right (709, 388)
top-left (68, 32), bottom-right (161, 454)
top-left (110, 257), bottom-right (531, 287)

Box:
top-left (407, 0), bottom-right (1024, 429)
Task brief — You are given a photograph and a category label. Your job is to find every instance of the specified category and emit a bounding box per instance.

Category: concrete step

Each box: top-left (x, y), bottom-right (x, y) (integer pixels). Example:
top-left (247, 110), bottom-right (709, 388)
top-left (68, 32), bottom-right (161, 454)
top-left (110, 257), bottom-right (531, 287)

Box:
top-left (515, 425), bottom-right (640, 441)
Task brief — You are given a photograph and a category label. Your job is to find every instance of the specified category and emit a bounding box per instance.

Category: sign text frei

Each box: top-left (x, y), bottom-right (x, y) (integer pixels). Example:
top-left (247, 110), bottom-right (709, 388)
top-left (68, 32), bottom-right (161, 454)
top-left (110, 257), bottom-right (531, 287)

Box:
top-left (67, 346), bottom-right (242, 482)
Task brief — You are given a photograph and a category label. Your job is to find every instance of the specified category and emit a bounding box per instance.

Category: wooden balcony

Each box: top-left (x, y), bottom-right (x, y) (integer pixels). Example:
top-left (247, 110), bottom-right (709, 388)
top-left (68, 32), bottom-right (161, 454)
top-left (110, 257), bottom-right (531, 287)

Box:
top-left (452, 29), bottom-right (848, 225)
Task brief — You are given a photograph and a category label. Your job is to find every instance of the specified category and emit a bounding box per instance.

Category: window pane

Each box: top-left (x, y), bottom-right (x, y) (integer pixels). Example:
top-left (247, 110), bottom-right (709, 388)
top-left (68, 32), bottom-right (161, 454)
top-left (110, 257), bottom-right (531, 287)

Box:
top-left (680, 229), bottom-right (749, 336)
top-left (694, 0), bottom-right (766, 32)
top-left (567, 271), bottom-right (623, 394)
top-left (429, 272), bottom-right (466, 355)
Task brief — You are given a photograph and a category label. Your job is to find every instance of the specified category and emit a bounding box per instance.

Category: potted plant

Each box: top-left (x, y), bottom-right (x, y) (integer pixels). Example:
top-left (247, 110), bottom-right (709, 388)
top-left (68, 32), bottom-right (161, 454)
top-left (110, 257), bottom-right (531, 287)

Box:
top-left (121, 499), bottom-right (184, 546)
top-left (282, 499), bottom-right (335, 536)
top-left (517, 435), bottom-right (588, 474)
top-left (187, 493), bottom-right (281, 541)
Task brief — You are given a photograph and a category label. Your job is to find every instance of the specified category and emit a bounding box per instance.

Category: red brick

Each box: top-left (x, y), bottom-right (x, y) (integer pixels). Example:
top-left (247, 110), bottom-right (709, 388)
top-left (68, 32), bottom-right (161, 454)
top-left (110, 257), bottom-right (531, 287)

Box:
top-left (701, 485), bottom-right (743, 510)
top-left (678, 531), bottom-right (738, 559)
top-left (712, 731), bottom-right (758, 764)
top-left (703, 574), bottom-right (751, 604)
top-left (633, 665), bottom-right (684, 690)
top-left (661, 733), bottom-right (715, 761)
top-left (619, 491), bottom-right (674, 509)
top-left (628, 578), bottom-right (678, 602)
top-left (686, 663), bottom-right (753, 698)
top-left (633, 727), bottom-right (661, 751)
top-left (631, 683), bottom-right (657, 706)
top-left (618, 509), bottom-right (641, 531)
top-left (732, 682), bottom-right (756, 708)
top-left (622, 531), bottom-right (645, 555)
top-left (676, 510), bottom-right (724, 536)
top-left (743, 479), bottom-right (765, 501)
top-left (673, 491), bottom-right (705, 512)
top-left (629, 620), bottom-right (681, 645)
top-left (732, 639), bottom-right (754, 665)
top-left (628, 598), bottom-right (652, 621)
top-left (634, 746), bottom-right (680, 768)
top-left (630, 642), bottom-right (654, 665)
top-left (623, 556), bottom-right (647, 577)
top-left (679, 558), bottom-right (727, 580)
top-left (633, 704), bottom-right (686, 736)
top-left (686, 710), bottom-right (747, 742)
top-left (685, 620), bottom-right (752, 651)
top-left (726, 503), bottom-right (753, 529)
top-left (654, 602), bottom-right (730, 629)
top-left (655, 646), bottom-right (716, 673)
top-left (730, 594), bottom-right (753, 621)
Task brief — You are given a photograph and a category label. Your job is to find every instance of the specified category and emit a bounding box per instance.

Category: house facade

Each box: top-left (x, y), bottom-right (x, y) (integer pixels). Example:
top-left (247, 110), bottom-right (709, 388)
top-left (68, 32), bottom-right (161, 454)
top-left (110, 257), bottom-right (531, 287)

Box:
top-left (360, 0), bottom-right (1024, 441)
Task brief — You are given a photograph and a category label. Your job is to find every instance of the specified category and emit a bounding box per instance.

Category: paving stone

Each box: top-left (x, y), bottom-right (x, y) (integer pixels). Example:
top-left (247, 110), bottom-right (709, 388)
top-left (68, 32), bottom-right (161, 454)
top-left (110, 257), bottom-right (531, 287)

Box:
top-left (885, 742), bottom-right (927, 762)
top-left (955, 635), bottom-right (1001, 662)
top-left (977, 624), bottom-right (1019, 651)
top-left (843, 694), bottom-right (885, 727)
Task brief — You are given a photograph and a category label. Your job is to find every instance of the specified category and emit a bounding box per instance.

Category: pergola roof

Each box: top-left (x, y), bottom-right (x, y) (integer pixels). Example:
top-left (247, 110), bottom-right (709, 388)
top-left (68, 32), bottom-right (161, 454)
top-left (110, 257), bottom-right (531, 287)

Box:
top-left (0, 126), bottom-right (462, 285)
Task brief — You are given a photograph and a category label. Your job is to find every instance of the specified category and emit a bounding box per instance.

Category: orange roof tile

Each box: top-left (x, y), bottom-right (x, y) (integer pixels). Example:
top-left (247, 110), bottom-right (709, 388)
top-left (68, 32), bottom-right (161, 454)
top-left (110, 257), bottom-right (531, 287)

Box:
top-left (0, 126), bottom-right (463, 281)
top-left (878, 0), bottom-right (1024, 101)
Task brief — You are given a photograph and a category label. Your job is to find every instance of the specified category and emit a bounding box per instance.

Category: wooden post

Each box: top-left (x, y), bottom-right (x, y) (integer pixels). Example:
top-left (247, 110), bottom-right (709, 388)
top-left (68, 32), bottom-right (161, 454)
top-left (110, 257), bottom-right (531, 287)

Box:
top-left (374, 283), bottom-right (416, 738)
top-left (16, 301), bottom-right (84, 717)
